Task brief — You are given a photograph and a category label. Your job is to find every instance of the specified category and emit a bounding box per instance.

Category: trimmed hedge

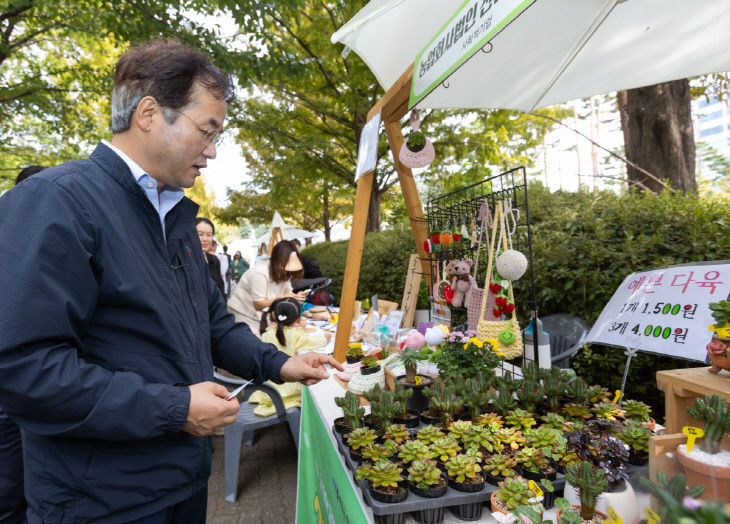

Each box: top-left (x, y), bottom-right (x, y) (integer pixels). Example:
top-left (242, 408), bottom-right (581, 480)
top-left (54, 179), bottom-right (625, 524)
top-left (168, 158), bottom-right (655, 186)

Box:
top-left (303, 185), bottom-right (730, 420)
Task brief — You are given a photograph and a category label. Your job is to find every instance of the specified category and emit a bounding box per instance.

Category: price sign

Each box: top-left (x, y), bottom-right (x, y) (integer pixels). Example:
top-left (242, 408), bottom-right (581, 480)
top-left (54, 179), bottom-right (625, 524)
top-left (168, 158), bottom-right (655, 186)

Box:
top-left (612, 390), bottom-right (622, 404)
top-left (527, 480), bottom-right (543, 497)
top-left (644, 507), bottom-right (661, 524)
top-left (587, 262), bottom-right (730, 361)
top-left (606, 506), bottom-right (623, 524)
top-left (355, 112), bottom-right (381, 180)
top-left (682, 426), bottom-right (704, 452)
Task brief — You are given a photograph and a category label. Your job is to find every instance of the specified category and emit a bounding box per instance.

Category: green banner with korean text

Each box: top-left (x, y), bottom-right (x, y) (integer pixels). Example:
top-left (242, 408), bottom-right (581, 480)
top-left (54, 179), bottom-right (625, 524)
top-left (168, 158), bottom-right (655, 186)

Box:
top-left (410, 0), bottom-right (533, 107)
top-left (296, 387), bottom-right (369, 524)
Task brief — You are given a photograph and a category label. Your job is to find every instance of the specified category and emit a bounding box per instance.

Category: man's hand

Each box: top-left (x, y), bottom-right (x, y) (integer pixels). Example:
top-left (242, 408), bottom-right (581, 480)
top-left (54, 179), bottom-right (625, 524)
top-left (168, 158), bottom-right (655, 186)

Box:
top-left (280, 353), bottom-right (344, 386)
top-left (183, 382), bottom-right (240, 437)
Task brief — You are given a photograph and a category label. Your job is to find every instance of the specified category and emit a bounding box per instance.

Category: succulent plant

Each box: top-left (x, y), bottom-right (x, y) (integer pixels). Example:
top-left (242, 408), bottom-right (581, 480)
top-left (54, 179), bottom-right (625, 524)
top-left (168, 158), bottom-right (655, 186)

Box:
top-left (564, 430), bottom-right (599, 463)
top-left (621, 399), bottom-right (652, 422)
top-left (397, 439), bottom-right (433, 464)
top-left (407, 459), bottom-right (443, 489)
top-left (463, 376), bottom-right (492, 418)
top-left (346, 427), bottom-right (378, 451)
top-left (564, 377), bottom-right (590, 405)
top-left (346, 345), bottom-right (363, 357)
top-left (474, 412), bottom-right (504, 427)
top-left (687, 394), bottom-right (730, 454)
top-left (561, 403), bottom-right (592, 421)
top-left (516, 380), bottom-right (545, 414)
top-left (447, 420), bottom-right (473, 444)
top-left (496, 427), bottom-right (526, 450)
top-left (488, 383), bottom-right (518, 417)
top-left (564, 460), bottom-right (608, 521)
top-left (335, 391), bottom-right (365, 431)
top-left (586, 418), bottom-right (623, 440)
top-left (483, 453), bottom-right (518, 478)
top-left (585, 385), bottom-right (611, 404)
top-left (430, 436), bottom-right (461, 462)
top-left (416, 424), bottom-right (445, 444)
top-left (525, 427), bottom-right (560, 450)
top-left (515, 447), bottom-right (550, 474)
top-left (541, 367), bottom-right (571, 412)
top-left (540, 412), bottom-right (568, 431)
top-left (709, 299), bottom-right (730, 329)
top-left (497, 476), bottom-right (541, 511)
top-left (592, 401), bottom-right (624, 421)
top-left (382, 423), bottom-right (410, 445)
top-left (361, 355), bottom-right (379, 369)
top-left (393, 348), bottom-right (423, 384)
top-left (361, 442), bottom-right (396, 462)
top-left (620, 420), bottom-right (650, 453)
top-left (465, 446), bottom-right (483, 463)
top-left (639, 472), bottom-right (706, 524)
top-left (429, 384), bottom-right (462, 430)
top-left (462, 423), bottom-right (501, 454)
top-left (445, 453), bottom-right (482, 483)
top-left (597, 437), bottom-right (630, 489)
top-left (521, 361), bottom-right (543, 384)
top-left (392, 382), bottom-right (413, 418)
top-left (505, 408), bottom-right (537, 430)
top-left (356, 459), bottom-right (403, 489)
top-left (498, 371), bottom-right (524, 394)
top-left (406, 130), bottom-right (426, 150)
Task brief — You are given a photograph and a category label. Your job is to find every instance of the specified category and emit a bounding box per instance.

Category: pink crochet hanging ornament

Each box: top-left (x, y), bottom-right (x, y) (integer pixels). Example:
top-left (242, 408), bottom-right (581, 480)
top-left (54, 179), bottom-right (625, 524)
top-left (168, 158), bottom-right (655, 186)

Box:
top-left (399, 109), bottom-right (435, 169)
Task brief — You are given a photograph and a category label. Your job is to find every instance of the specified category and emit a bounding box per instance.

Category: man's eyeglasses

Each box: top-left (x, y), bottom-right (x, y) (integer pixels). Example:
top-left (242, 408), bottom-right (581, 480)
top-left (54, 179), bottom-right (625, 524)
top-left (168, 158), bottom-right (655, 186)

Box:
top-left (168, 108), bottom-right (224, 146)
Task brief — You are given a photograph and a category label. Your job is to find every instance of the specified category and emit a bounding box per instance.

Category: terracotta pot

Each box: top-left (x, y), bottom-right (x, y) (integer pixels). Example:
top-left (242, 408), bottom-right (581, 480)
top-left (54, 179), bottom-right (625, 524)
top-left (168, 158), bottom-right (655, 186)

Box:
top-left (556, 505), bottom-right (607, 523)
top-left (642, 417), bottom-right (656, 432)
top-left (707, 336), bottom-right (730, 374)
top-left (490, 490), bottom-right (508, 515)
top-left (677, 446), bottom-right (730, 501)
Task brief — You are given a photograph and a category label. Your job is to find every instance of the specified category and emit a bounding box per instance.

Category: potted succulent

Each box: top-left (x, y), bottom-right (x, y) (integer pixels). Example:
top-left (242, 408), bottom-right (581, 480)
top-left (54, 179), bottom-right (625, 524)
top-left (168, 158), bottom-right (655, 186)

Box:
top-left (334, 391), bottom-right (364, 435)
top-left (392, 348), bottom-right (434, 413)
top-left (488, 383), bottom-right (518, 417)
top-left (585, 385), bottom-right (611, 405)
top-left (360, 355), bottom-right (381, 375)
top-left (540, 412), bottom-right (569, 431)
top-left (346, 343), bottom-right (364, 364)
top-left (346, 427), bottom-right (378, 461)
top-left (430, 436), bottom-right (461, 467)
top-left (446, 454), bottom-right (487, 520)
top-left (361, 442), bottom-right (397, 463)
top-left (483, 453), bottom-right (519, 485)
top-left (446, 419), bottom-right (472, 445)
top-left (592, 402), bottom-right (624, 421)
top-left (505, 408), bottom-right (537, 431)
top-left (619, 420), bottom-right (650, 465)
top-left (420, 380), bottom-right (447, 425)
top-left (391, 383), bottom-right (419, 428)
top-left (542, 367), bottom-right (571, 413)
top-left (397, 439), bottom-right (433, 466)
top-left (560, 461), bottom-right (608, 523)
top-left (707, 299), bottom-right (730, 373)
top-left (564, 377), bottom-right (591, 406)
top-left (407, 459), bottom-right (447, 498)
top-left (516, 380), bottom-right (546, 415)
top-left (463, 374), bottom-right (493, 419)
top-left (416, 424), bottom-right (445, 445)
top-left (382, 423), bottom-right (410, 445)
top-left (621, 399), bottom-right (652, 424)
top-left (515, 447), bottom-right (556, 481)
top-left (475, 412), bottom-right (504, 427)
top-left (492, 476), bottom-right (542, 515)
top-left (676, 394), bottom-right (730, 500)
top-left (561, 403), bottom-right (593, 422)
top-left (355, 459), bottom-right (407, 503)
top-left (428, 382), bottom-right (462, 430)
top-left (495, 427), bottom-right (526, 451)
top-left (639, 472), bottom-right (705, 524)
top-left (462, 423), bottom-right (502, 456)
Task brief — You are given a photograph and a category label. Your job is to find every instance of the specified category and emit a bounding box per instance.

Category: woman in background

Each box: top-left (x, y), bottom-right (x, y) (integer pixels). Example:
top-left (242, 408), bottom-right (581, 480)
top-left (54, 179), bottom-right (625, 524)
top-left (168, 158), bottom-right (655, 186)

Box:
top-left (231, 251), bottom-right (249, 282)
top-left (195, 217), bottom-right (225, 297)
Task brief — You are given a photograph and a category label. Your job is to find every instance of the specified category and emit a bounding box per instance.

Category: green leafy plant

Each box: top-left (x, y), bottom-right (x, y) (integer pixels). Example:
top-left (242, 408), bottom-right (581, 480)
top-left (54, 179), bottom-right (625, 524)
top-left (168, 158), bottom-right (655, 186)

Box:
top-left (687, 394), bottom-right (730, 454)
top-left (505, 408), bottom-right (537, 430)
top-left (525, 427), bottom-right (560, 450)
top-left (496, 427), bottom-right (526, 450)
top-left (383, 423), bottom-right (410, 445)
top-left (444, 454), bottom-right (482, 483)
top-left (483, 453), bottom-right (518, 478)
top-left (346, 345), bottom-right (363, 358)
top-left (407, 459), bottom-right (443, 489)
top-left (361, 443), bottom-right (396, 462)
top-left (430, 436), bottom-right (461, 462)
top-left (428, 383), bottom-right (462, 430)
top-left (462, 423), bottom-right (501, 454)
top-left (585, 385), bottom-right (611, 405)
top-left (564, 377), bottom-right (590, 405)
top-left (621, 399), bottom-right (652, 422)
top-left (397, 439), bottom-right (433, 464)
top-left (406, 130), bottom-right (426, 150)
top-left (639, 472), bottom-right (706, 524)
top-left (561, 403), bottom-right (592, 421)
top-left (447, 420), bottom-right (473, 444)
top-left (620, 420), bottom-right (650, 453)
top-left (564, 460), bottom-right (608, 521)
top-left (474, 412), bottom-right (504, 427)
top-left (356, 459), bottom-right (403, 489)
top-left (361, 355), bottom-right (379, 369)
top-left (709, 299), bottom-right (730, 329)
top-left (496, 476), bottom-right (541, 511)
top-left (346, 427), bottom-right (378, 451)
top-left (540, 412), bottom-right (568, 431)
top-left (416, 424), bottom-right (445, 444)
top-left (515, 447), bottom-right (550, 474)
top-left (428, 332), bottom-right (502, 381)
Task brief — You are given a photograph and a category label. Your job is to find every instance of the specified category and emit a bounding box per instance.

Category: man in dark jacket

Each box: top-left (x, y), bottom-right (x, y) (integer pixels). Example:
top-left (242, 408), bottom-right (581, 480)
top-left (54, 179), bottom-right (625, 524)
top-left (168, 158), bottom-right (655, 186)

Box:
top-left (0, 41), bottom-right (341, 524)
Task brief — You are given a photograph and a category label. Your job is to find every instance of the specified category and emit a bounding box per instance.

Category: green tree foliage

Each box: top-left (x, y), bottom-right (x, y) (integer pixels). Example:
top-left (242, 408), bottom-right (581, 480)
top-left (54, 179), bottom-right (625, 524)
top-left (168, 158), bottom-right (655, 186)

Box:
top-left (0, 0), bottom-right (240, 189)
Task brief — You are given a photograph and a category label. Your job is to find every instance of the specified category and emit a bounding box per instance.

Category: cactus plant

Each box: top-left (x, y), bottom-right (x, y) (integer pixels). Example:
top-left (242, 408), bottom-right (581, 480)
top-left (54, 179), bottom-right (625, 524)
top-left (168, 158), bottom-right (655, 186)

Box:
top-left (505, 408), bottom-right (537, 430)
top-left (407, 459), bottom-right (443, 489)
top-left (542, 367), bottom-right (571, 412)
top-left (639, 472), bottom-right (705, 524)
top-left (397, 439), bottom-right (433, 464)
top-left (393, 348), bottom-right (423, 384)
top-left (335, 391), bottom-right (365, 431)
top-left (516, 380), bottom-right (545, 414)
top-left (488, 383), bottom-right (518, 417)
top-left (430, 436), bottom-right (461, 463)
top-left (621, 399), bottom-right (652, 422)
top-left (564, 460), bottom-right (608, 521)
top-left (483, 453), bottom-right (518, 479)
top-left (463, 376), bottom-right (492, 418)
top-left (687, 394), bottom-right (730, 454)
top-left (429, 383), bottom-right (461, 430)
top-left (564, 377), bottom-right (590, 405)
top-left (444, 453), bottom-right (482, 483)
top-left (391, 382), bottom-right (414, 419)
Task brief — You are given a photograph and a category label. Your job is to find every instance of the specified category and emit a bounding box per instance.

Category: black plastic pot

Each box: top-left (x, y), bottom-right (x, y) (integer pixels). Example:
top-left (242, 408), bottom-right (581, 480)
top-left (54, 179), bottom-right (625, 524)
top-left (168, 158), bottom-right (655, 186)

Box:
top-left (408, 477), bottom-right (447, 498)
top-left (350, 447), bottom-right (363, 462)
top-left (450, 501), bottom-right (484, 521)
top-left (346, 355), bottom-right (363, 364)
top-left (542, 486), bottom-right (556, 510)
top-left (370, 483), bottom-right (408, 503)
top-left (394, 410), bottom-right (421, 428)
top-left (362, 365), bottom-right (381, 376)
top-left (374, 512), bottom-right (406, 524)
top-left (397, 374), bottom-right (434, 413)
top-left (420, 411), bottom-right (441, 426)
top-left (484, 471), bottom-right (507, 486)
top-left (411, 505), bottom-right (445, 524)
top-left (447, 475), bottom-right (485, 493)
top-left (522, 466), bottom-right (557, 482)
top-left (629, 449), bottom-right (649, 466)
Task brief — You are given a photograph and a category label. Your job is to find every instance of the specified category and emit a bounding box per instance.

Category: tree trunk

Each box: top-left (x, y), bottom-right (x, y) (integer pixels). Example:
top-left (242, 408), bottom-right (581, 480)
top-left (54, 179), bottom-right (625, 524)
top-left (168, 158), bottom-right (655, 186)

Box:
top-left (366, 175), bottom-right (381, 232)
top-left (322, 190), bottom-right (331, 242)
top-left (617, 79), bottom-right (696, 194)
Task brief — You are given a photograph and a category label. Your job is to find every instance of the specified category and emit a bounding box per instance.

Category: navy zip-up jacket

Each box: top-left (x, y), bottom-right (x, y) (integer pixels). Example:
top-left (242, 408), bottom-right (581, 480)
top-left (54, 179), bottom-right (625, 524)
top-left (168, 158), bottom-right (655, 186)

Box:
top-left (0, 143), bottom-right (290, 523)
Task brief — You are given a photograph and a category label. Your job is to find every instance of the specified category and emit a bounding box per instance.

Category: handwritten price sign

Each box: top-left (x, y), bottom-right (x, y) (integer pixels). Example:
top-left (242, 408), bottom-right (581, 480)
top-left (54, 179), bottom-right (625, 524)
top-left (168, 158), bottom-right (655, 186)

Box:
top-left (587, 262), bottom-right (730, 361)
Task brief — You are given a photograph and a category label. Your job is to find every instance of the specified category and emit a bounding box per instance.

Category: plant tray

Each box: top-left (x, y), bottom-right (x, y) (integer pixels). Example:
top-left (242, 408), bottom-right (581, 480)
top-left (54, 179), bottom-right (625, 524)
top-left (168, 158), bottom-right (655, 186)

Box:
top-left (333, 427), bottom-right (496, 517)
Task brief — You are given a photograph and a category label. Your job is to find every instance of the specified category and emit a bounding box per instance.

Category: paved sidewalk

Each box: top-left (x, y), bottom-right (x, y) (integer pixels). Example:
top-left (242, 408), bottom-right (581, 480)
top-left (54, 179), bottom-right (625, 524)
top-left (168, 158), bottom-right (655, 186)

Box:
top-left (206, 424), bottom-right (298, 523)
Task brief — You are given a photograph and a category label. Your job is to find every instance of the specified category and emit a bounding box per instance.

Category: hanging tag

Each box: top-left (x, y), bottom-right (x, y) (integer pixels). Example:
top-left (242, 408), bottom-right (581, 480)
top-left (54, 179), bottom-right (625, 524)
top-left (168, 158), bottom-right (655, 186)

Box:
top-left (527, 480), bottom-right (543, 497)
top-left (612, 390), bottom-right (622, 404)
top-left (682, 426), bottom-right (704, 452)
top-left (644, 507), bottom-right (661, 524)
top-left (606, 506), bottom-right (623, 524)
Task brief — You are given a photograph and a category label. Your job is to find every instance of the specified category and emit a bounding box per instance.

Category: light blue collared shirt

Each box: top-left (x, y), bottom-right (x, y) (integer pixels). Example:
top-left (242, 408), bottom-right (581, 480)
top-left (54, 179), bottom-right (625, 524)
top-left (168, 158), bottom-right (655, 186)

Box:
top-left (102, 140), bottom-right (185, 241)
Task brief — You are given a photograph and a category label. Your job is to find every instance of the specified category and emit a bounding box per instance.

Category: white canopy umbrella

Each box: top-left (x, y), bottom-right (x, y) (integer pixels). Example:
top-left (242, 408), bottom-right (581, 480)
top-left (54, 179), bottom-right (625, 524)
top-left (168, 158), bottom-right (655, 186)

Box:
top-left (254, 211), bottom-right (315, 246)
top-left (332, 0), bottom-right (730, 112)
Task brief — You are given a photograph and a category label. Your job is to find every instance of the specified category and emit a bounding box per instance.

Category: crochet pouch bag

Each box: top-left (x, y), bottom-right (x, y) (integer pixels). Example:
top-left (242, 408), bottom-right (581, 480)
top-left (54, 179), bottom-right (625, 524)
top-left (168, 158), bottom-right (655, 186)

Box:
top-left (476, 202), bottom-right (523, 359)
top-left (466, 199), bottom-right (495, 331)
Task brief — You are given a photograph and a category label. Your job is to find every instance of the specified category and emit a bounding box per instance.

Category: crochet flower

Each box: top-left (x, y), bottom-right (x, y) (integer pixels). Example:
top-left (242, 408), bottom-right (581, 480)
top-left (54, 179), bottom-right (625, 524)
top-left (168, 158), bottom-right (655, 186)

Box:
top-left (706, 339), bottom-right (727, 357)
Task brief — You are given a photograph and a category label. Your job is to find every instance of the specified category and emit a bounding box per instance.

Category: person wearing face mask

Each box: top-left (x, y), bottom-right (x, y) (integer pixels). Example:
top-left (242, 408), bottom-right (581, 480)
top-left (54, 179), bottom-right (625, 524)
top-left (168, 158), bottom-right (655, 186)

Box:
top-left (228, 240), bottom-right (309, 337)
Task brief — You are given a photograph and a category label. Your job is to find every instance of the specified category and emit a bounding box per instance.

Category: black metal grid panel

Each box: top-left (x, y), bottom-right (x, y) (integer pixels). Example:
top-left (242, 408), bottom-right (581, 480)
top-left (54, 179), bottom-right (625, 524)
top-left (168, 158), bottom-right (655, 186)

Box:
top-left (424, 167), bottom-right (537, 368)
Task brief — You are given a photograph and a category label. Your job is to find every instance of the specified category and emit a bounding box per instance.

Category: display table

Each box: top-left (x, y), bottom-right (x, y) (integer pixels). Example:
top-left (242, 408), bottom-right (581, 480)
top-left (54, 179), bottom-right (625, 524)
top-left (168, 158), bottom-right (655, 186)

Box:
top-left (296, 376), bottom-right (650, 524)
top-left (656, 367), bottom-right (730, 445)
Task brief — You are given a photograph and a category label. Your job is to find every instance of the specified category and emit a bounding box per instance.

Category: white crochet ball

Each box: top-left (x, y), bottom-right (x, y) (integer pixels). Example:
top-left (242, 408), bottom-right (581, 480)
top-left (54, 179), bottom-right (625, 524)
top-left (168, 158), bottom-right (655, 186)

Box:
top-left (424, 326), bottom-right (446, 346)
top-left (496, 249), bottom-right (528, 281)
top-left (406, 330), bottom-right (427, 350)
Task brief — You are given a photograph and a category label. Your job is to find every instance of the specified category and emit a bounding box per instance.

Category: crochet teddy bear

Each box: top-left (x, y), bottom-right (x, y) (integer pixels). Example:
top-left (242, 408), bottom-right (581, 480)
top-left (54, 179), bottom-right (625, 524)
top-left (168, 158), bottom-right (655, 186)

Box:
top-left (450, 259), bottom-right (476, 307)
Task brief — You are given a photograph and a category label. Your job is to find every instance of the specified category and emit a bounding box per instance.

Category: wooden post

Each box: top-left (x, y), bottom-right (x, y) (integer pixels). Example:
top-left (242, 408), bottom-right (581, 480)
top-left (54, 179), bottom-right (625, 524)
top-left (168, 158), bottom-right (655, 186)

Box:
top-left (333, 171), bottom-right (374, 362)
top-left (400, 254), bottom-right (422, 329)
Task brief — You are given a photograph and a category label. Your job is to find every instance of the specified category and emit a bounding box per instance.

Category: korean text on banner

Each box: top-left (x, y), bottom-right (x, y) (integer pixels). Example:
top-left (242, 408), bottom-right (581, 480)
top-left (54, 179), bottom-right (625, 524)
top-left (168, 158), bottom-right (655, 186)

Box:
top-left (410, 0), bottom-right (531, 107)
top-left (296, 387), bottom-right (368, 524)
top-left (355, 112), bottom-right (381, 181)
top-left (586, 262), bottom-right (730, 361)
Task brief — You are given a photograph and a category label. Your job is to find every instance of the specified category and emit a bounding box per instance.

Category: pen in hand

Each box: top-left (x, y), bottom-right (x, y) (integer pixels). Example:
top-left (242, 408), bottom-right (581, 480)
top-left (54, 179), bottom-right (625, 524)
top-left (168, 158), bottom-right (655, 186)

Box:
top-left (225, 379), bottom-right (254, 401)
